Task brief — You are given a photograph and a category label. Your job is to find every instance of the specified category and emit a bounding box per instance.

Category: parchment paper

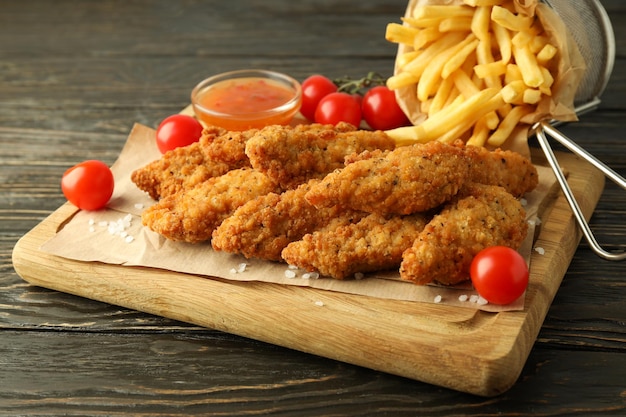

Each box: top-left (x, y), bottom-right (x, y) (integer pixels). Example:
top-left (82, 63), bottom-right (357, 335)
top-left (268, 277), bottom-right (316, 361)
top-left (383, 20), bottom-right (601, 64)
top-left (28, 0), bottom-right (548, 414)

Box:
top-left (41, 123), bottom-right (556, 312)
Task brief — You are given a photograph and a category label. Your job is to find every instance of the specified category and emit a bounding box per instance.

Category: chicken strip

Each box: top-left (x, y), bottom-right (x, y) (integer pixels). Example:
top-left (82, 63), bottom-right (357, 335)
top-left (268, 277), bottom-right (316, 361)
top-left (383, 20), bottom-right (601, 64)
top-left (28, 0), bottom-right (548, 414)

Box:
top-left (305, 140), bottom-right (471, 215)
top-left (142, 168), bottom-right (279, 243)
top-left (282, 213), bottom-right (429, 280)
top-left (400, 184), bottom-right (528, 286)
top-left (305, 141), bottom-right (538, 215)
top-left (212, 179), bottom-right (366, 261)
top-left (131, 126), bottom-right (255, 200)
top-left (465, 145), bottom-right (538, 197)
top-left (245, 122), bottom-right (396, 189)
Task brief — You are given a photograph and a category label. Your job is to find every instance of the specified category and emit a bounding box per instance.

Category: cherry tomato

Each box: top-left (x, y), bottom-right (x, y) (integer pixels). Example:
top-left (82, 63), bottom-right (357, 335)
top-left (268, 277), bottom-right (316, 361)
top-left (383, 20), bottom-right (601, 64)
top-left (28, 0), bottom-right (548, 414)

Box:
top-left (314, 92), bottom-right (362, 127)
top-left (470, 246), bottom-right (529, 305)
top-left (300, 74), bottom-right (338, 121)
top-left (61, 160), bottom-right (114, 211)
top-left (156, 114), bottom-right (203, 154)
top-left (361, 85), bottom-right (410, 131)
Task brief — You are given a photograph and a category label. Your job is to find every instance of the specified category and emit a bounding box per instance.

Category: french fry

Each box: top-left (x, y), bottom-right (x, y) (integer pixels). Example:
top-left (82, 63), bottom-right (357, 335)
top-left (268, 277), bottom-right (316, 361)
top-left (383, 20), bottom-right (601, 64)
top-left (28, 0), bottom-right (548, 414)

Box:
top-left (523, 88), bottom-right (542, 105)
top-left (537, 43), bottom-right (558, 64)
top-left (539, 67), bottom-right (554, 95)
top-left (429, 75), bottom-right (456, 116)
top-left (512, 43), bottom-right (544, 87)
top-left (471, 6), bottom-right (492, 41)
top-left (418, 33), bottom-right (477, 101)
top-left (386, 71), bottom-right (420, 90)
top-left (487, 105), bottom-right (532, 146)
top-left (491, 6), bottom-right (533, 32)
top-left (451, 69), bottom-right (480, 98)
top-left (504, 63), bottom-right (523, 84)
top-left (491, 20), bottom-right (512, 63)
top-left (413, 5), bottom-right (475, 20)
top-left (463, 0), bottom-right (505, 6)
top-left (396, 50), bottom-right (420, 69)
top-left (385, 23), bottom-right (419, 45)
top-left (386, 88), bottom-right (502, 144)
top-left (413, 26), bottom-right (441, 50)
top-left (473, 61), bottom-right (507, 79)
top-left (466, 116), bottom-right (492, 146)
top-left (403, 31), bottom-right (466, 79)
top-left (440, 16), bottom-right (473, 32)
top-left (441, 38), bottom-right (480, 79)
top-left (501, 80), bottom-right (527, 104)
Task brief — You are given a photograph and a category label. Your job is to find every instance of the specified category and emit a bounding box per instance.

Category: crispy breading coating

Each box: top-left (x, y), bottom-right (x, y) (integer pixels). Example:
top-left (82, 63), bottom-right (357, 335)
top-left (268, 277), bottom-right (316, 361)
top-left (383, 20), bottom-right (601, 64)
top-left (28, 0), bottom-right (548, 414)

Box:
top-left (464, 145), bottom-right (538, 197)
top-left (282, 213), bottom-right (429, 280)
top-left (211, 179), bottom-right (365, 261)
top-left (400, 184), bottom-right (528, 286)
top-left (305, 141), bottom-right (471, 215)
top-left (131, 126), bottom-right (255, 200)
top-left (141, 168), bottom-right (279, 243)
top-left (245, 122), bottom-right (396, 189)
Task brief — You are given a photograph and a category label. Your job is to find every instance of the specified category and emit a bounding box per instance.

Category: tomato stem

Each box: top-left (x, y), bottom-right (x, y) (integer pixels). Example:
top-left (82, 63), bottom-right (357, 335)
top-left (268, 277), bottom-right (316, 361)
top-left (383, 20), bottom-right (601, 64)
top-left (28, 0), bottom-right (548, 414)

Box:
top-left (333, 72), bottom-right (387, 95)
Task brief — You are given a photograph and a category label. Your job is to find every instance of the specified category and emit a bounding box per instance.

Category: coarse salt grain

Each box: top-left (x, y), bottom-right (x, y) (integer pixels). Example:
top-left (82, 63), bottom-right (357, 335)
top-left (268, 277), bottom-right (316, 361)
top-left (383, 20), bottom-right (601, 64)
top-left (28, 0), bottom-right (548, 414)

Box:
top-left (314, 301), bottom-right (324, 307)
top-left (520, 198), bottom-right (528, 206)
top-left (284, 269), bottom-right (297, 279)
top-left (469, 294), bottom-right (479, 303)
top-left (124, 235), bottom-right (134, 243)
top-left (477, 296), bottom-right (488, 306)
top-left (237, 263), bottom-right (247, 273)
top-left (433, 295), bottom-right (442, 303)
top-left (89, 226), bottom-right (96, 233)
top-left (534, 247), bottom-right (546, 255)
top-left (134, 203), bottom-right (144, 210)
top-left (458, 294), bottom-right (469, 302)
top-left (88, 218), bottom-right (95, 226)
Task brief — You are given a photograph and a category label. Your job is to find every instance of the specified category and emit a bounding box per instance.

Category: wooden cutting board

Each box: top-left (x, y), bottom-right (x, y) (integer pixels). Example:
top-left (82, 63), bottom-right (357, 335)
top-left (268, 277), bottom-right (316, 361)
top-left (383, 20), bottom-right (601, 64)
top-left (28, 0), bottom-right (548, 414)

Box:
top-left (12, 149), bottom-right (604, 397)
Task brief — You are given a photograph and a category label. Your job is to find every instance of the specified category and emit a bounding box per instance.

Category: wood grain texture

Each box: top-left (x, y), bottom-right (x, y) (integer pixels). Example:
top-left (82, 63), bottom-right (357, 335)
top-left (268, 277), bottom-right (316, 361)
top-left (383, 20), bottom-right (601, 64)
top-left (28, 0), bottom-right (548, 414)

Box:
top-left (1, 0), bottom-right (625, 414)
top-left (11, 152), bottom-right (605, 396)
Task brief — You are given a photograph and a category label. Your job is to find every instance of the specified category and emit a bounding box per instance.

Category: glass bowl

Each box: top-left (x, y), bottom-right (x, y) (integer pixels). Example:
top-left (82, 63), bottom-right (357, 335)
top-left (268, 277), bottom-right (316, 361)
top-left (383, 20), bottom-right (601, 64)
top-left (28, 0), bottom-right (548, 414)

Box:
top-left (191, 69), bottom-right (302, 131)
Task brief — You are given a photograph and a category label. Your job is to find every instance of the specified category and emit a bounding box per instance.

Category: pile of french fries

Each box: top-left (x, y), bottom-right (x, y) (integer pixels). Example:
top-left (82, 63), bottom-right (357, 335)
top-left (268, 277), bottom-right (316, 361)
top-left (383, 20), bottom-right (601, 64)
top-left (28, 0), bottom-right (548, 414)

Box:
top-left (385, 0), bottom-right (558, 147)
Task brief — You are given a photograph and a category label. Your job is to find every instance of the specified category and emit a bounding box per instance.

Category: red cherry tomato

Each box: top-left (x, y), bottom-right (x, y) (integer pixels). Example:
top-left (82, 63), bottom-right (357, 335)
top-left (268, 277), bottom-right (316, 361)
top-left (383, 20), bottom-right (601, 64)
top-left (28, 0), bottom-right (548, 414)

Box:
top-left (300, 74), bottom-right (338, 121)
top-left (314, 92), bottom-right (362, 127)
top-left (156, 114), bottom-right (203, 154)
top-left (361, 85), bottom-right (410, 131)
top-left (61, 160), bottom-right (115, 211)
top-left (470, 246), bottom-right (529, 305)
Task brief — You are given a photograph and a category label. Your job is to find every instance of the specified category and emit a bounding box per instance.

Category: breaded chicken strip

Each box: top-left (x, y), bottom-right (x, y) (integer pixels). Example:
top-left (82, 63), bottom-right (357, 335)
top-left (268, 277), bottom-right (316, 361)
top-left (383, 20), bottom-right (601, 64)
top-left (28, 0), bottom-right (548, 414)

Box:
top-left (306, 141), bottom-right (538, 215)
top-left (400, 184), bottom-right (528, 286)
top-left (465, 145), bottom-right (538, 197)
top-left (282, 213), bottom-right (429, 280)
top-left (211, 179), bottom-right (365, 261)
top-left (305, 141), bottom-right (470, 215)
top-left (131, 126), bottom-right (255, 200)
top-left (142, 168), bottom-right (279, 243)
top-left (245, 122), bottom-right (396, 189)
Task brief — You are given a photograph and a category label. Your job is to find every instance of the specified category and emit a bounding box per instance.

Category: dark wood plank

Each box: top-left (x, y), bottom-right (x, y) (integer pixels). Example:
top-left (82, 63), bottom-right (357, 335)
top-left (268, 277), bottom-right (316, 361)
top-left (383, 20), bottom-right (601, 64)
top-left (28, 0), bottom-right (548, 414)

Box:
top-left (1, 0), bottom-right (625, 413)
top-left (0, 331), bottom-right (624, 416)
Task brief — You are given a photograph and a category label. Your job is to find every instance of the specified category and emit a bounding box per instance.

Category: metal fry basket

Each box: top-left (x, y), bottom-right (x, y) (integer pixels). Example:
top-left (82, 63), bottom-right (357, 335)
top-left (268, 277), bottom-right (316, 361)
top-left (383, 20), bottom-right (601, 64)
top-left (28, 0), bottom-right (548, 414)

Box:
top-left (534, 0), bottom-right (626, 260)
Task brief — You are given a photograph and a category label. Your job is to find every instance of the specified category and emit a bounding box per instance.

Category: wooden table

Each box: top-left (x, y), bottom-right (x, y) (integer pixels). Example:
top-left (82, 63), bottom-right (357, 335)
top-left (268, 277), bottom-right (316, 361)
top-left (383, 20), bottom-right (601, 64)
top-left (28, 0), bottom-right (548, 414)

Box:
top-left (2, 0), bottom-right (624, 414)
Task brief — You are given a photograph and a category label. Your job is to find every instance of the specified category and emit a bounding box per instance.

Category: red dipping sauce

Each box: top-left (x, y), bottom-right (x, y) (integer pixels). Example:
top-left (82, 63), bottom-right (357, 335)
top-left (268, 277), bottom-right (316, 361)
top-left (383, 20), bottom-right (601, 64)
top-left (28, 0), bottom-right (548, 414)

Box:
top-left (191, 70), bottom-right (302, 131)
